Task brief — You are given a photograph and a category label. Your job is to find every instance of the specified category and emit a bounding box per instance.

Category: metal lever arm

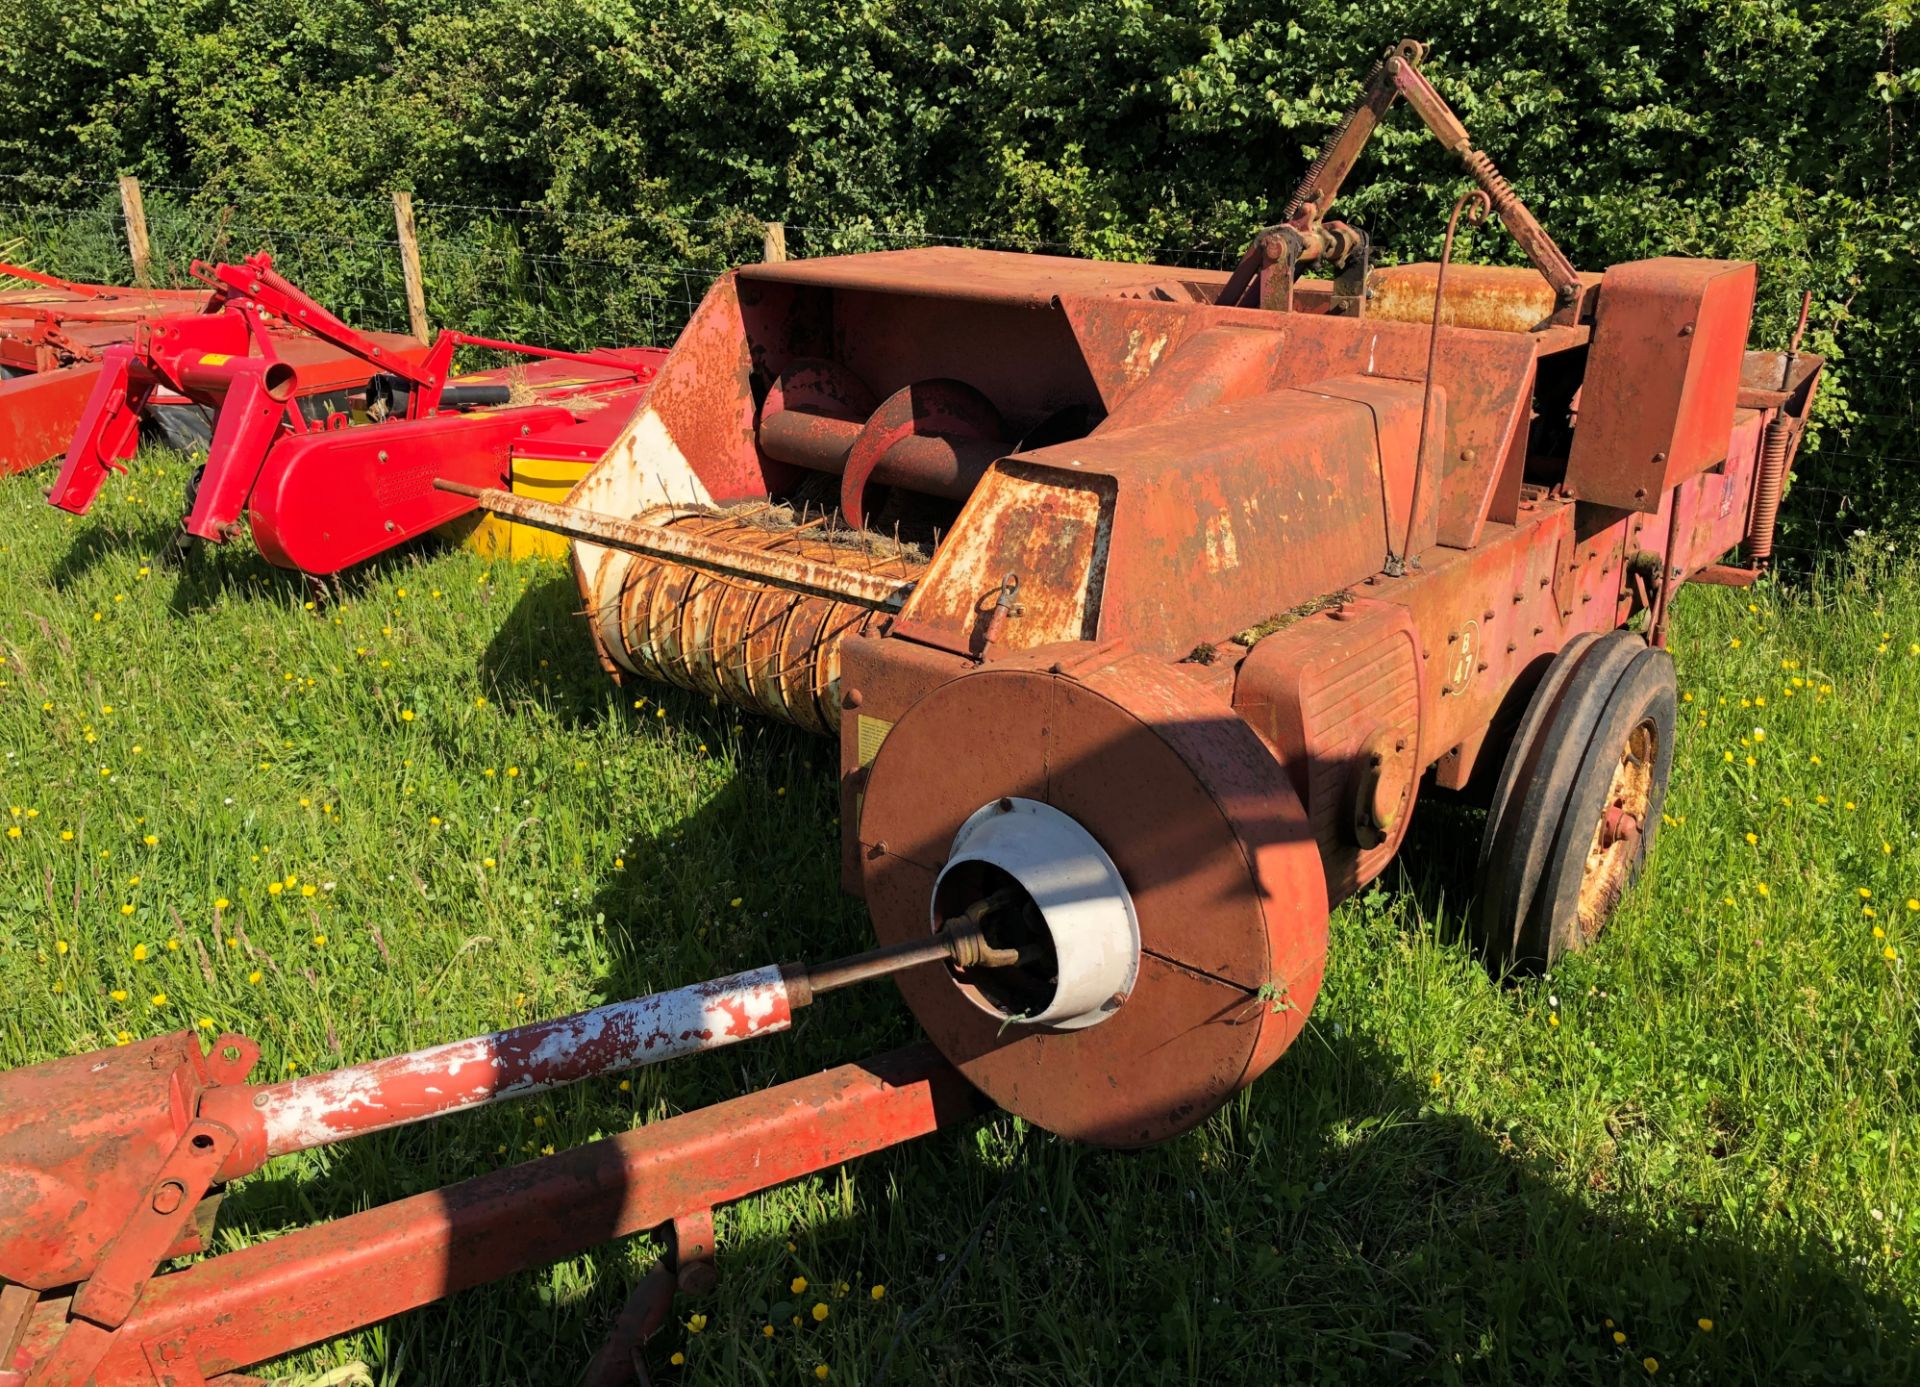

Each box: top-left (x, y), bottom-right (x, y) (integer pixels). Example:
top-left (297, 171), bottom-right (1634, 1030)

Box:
top-left (1221, 38), bottom-right (1581, 317)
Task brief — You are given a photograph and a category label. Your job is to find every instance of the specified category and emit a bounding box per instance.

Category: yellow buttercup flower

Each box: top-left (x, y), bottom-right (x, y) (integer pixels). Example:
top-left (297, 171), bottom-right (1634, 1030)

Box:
top-left (790, 1276), bottom-right (808, 1295)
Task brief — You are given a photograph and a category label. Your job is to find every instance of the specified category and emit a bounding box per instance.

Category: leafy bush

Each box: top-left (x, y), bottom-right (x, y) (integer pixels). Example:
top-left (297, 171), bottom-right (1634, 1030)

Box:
top-left (1, 1), bottom-right (1912, 547)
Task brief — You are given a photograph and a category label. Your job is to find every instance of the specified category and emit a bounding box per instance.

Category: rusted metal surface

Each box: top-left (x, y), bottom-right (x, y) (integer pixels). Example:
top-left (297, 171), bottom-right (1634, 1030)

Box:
top-left (741, 247), bottom-right (1226, 310)
top-left (1219, 38), bottom-right (1580, 321)
top-left (896, 461), bottom-right (1112, 653)
top-left (1564, 258), bottom-right (1758, 511)
top-left (1001, 388), bottom-right (1394, 661)
top-left (451, 486), bottom-right (917, 610)
top-left (579, 1209), bottom-right (716, 1387)
top-left (1367, 263), bottom-right (1596, 334)
top-left (197, 966), bottom-right (793, 1167)
top-left (12, 1047), bottom-right (980, 1385)
top-left (858, 653), bottom-right (1327, 1146)
top-left (0, 1031), bottom-right (242, 1294)
top-left (756, 365), bottom-right (1010, 524)
top-left (1233, 600), bottom-right (1424, 904)
top-left (1399, 188), bottom-right (1493, 574)
top-left (0, 41), bottom-right (1839, 1381)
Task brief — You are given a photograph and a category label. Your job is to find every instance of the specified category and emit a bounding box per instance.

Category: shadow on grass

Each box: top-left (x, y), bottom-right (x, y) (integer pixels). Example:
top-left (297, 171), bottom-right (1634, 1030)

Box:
top-left (473, 567), bottom-right (623, 728)
top-left (203, 1000), bottom-right (1919, 1384)
top-left (187, 710), bottom-right (1918, 1384)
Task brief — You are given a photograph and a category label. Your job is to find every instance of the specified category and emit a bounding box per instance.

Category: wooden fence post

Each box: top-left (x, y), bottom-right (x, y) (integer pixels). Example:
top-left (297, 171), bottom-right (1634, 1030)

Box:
top-left (117, 176), bottom-right (152, 287)
top-left (392, 191), bottom-right (430, 342)
top-left (762, 221), bottom-right (787, 263)
top-left (206, 204), bottom-right (236, 265)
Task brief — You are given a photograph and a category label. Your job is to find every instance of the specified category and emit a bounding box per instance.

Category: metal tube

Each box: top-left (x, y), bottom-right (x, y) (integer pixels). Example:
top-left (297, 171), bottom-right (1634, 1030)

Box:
top-left (1397, 187), bottom-right (1491, 574)
top-left (435, 480), bottom-right (915, 610)
top-left (759, 409), bottom-right (1001, 500)
top-left (231, 965), bottom-right (795, 1160)
top-left (799, 935), bottom-right (961, 999)
top-left (46, 1048), bottom-right (982, 1386)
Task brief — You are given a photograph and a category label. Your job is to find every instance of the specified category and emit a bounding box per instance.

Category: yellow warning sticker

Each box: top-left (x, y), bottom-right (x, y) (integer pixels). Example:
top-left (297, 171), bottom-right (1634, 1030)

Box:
top-left (198, 352), bottom-right (232, 366)
top-left (856, 714), bottom-right (893, 768)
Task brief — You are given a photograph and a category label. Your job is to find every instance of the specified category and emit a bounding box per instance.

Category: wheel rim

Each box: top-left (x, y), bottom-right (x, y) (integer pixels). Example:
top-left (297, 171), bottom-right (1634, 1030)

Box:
top-left (1576, 716), bottom-right (1657, 943)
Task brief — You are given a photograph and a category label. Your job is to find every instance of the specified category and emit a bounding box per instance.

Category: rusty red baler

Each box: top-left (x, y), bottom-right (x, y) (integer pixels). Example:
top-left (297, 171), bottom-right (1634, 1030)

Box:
top-left (0, 40), bottom-right (1823, 1384)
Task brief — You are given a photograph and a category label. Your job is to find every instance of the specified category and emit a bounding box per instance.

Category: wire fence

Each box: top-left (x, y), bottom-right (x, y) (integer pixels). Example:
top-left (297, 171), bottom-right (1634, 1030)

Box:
top-left (0, 175), bottom-right (1906, 569)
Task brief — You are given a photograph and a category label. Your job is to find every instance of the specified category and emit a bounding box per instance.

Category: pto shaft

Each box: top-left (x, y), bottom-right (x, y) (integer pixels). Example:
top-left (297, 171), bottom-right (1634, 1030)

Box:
top-left (198, 918), bottom-right (1024, 1178)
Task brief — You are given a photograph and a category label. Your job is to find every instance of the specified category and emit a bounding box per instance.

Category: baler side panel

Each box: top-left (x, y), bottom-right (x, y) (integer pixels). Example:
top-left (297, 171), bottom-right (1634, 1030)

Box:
top-left (897, 462), bottom-right (1114, 650)
top-left (1192, 301), bottom-right (1542, 552)
top-left (1565, 258), bottom-right (1757, 512)
top-left (1056, 391), bottom-right (1390, 661)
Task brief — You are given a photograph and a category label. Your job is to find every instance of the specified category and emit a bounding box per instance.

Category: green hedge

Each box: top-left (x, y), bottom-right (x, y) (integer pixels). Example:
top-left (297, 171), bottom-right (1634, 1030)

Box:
top-left (1, 1), bottom-right (1913, 550)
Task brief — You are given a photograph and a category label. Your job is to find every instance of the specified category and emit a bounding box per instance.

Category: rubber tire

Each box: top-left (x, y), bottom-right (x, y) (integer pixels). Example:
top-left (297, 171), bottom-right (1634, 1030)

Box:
top-left (1529, 647), bottom-right (1676, 963)
top-left (1473, 631), bottom-right (1673, 971)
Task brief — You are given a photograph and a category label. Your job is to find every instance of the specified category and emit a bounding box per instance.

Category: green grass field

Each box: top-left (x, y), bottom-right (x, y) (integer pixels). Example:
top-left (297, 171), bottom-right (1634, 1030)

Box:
top-left (2, 456), bottom-right (1916, 1385)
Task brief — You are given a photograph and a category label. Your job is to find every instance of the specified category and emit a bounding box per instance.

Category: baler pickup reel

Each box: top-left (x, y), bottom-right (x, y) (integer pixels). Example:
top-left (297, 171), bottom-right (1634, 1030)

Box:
top-left (44, 252), bottom-right (664, 577)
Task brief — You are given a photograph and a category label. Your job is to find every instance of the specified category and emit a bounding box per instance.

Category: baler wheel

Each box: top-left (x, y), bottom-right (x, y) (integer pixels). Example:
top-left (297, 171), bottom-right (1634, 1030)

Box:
top-left (1474, 632), bottom-right (1676, 970)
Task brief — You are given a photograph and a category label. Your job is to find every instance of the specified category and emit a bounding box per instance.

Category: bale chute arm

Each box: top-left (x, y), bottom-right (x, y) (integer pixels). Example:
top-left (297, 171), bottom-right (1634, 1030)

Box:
top-left (1219, 38), bottom-right (1583, 321)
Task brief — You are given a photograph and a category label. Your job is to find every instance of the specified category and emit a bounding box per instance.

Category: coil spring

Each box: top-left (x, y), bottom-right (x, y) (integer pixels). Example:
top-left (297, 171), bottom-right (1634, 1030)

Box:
top-left (1746, 416), bottom-right (1792, 565)
top-left (1281, 58), bottom-right (1386, 222)
top-left (1460, 149), bottom-right (1519, 218)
